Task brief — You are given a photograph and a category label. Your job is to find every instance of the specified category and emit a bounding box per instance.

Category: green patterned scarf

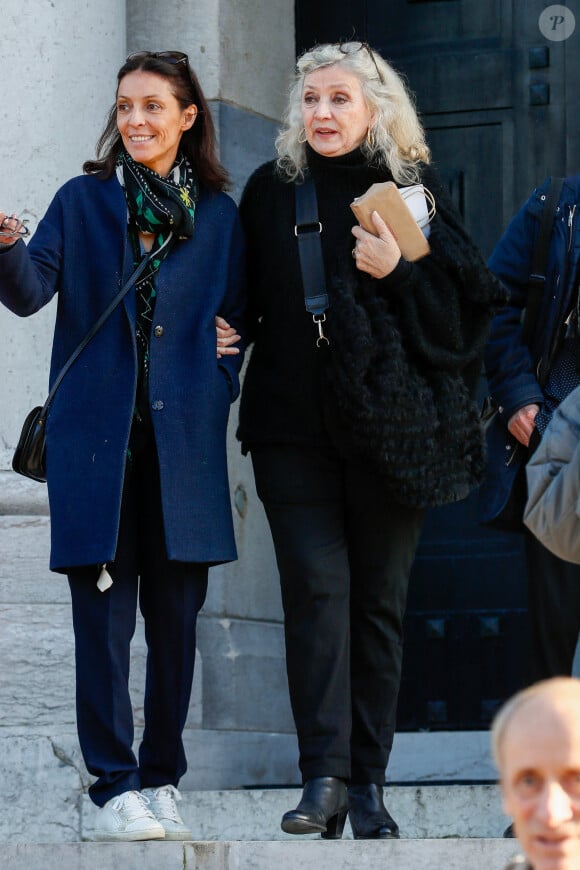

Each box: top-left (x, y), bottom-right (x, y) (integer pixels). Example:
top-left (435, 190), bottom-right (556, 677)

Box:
top-left (116, 148), bottom-right (198, 320)
top-left (116, 149), bottom-right (199, 449)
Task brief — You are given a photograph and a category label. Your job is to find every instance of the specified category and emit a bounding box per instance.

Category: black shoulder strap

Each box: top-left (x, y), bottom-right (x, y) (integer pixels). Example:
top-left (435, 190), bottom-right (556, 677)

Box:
top-left (521, 176), bottom-right (564, 344)
top-left (39, 246), bottom-right (157, 422)
top-left (294, 172), bottom-right (330, 347)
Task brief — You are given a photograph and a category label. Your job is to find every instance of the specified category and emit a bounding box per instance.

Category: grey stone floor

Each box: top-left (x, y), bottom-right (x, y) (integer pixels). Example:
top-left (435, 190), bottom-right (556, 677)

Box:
top-left (2, 839), bottom-right (521, 870)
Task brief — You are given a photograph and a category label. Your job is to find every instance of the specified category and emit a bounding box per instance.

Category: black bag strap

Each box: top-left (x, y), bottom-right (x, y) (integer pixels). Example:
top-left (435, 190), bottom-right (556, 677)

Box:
top-left (521, 175), bottom-right (564, 345)
top-left (294, 172), bottom-right (330, 347)
top-left (38, 246), bottom-right (157, 422)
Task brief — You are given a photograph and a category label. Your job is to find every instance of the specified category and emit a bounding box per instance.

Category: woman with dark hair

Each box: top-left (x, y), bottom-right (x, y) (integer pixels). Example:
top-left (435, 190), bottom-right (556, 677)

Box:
top-left (0, 51), bottom-right (245, 840)
top-left (238, 41), bottom-right (504, 839)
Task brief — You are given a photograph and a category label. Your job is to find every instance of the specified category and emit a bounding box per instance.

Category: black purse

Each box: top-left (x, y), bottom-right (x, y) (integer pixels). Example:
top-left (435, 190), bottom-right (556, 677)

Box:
top-left (12, 251), bottom-right (155, 482)
top-left (12, 406), bottom-right (48, 482)
top-left (478, 176), bottom-right (563, 531)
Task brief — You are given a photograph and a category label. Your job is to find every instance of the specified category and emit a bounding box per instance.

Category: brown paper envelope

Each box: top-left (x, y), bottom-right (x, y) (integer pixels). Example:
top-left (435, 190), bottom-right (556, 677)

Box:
top-left (351, 181), bottom-right (430, 261)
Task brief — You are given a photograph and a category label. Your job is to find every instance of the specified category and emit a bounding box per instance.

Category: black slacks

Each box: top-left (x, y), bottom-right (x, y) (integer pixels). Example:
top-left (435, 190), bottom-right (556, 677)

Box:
top-left (525, 527), bottom-right (580, 681)
top-left (68, 438), bottom-right (208, 806)
top-left (251, 445), bottom-right (424, 784)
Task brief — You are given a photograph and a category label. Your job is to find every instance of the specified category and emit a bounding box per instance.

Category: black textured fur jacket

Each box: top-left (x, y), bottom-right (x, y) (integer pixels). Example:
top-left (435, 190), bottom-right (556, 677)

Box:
top-left (237, 149), bottom-right (506, 508)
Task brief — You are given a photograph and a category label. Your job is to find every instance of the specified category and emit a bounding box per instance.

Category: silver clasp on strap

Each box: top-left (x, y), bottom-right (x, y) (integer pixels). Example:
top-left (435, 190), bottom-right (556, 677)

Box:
top-left (294, 221), bottom-right (322, 236)
top-left (313, 313), bottom-right (330, 348)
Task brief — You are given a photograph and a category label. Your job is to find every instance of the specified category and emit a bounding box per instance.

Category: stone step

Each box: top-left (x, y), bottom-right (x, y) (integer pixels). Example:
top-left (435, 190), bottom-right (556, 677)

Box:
top-left (2, 839), bottom-right (521, 870)
top-left (79, 785), bottom-right (510, 842)
top-left (0, 729), bottom-right (505, 843)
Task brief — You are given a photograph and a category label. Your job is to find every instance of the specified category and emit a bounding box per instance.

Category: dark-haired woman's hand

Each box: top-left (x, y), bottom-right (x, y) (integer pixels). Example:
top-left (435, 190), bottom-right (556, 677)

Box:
top-left (216, 315), bottom-right (241, 358)
top-left (0, 212), bottom-right (28, 247)
top-left (351, 211), bottom-right (401, 278)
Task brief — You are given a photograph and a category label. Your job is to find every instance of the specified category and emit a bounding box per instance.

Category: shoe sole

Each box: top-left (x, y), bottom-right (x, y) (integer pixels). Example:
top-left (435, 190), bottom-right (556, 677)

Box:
top-left (93, 828), bottom-right (165, 842)
top-left (281, 817), bottom-right (326, 835)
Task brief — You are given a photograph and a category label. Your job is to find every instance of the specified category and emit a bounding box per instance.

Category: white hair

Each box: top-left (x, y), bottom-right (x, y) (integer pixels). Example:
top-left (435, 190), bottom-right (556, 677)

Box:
top-left (276, 42), bottom-right (431, 184)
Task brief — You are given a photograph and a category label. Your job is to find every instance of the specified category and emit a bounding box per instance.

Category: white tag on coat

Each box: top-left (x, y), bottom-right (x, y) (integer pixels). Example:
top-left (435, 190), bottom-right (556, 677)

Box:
top-left (97, 565), bottom-right (114, 592)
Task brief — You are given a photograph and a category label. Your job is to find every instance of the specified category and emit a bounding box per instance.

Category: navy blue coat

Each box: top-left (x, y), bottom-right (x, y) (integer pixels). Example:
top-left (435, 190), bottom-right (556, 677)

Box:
top-left (480, 175), bottom-right (580, 521)
top-left (0, 173), bottom-right (245, 571)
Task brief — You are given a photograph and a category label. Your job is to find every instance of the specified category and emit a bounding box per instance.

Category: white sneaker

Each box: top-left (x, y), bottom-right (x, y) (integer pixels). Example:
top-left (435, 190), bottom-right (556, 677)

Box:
top-left (93, 789), bottom-right (166, 841)
top-left (141, 784), bottom-right (192, 840)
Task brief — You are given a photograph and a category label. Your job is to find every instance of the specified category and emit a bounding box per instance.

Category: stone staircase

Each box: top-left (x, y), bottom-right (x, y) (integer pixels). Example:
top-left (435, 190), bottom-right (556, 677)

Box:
top-left (3, 838), bottom-right (520, 870)
top-left (2, 785), bottom-right (522, 869)
top-left (85, 783), bottom-right (511, 841)
top-left (0, 472), bottom-right (523, 867)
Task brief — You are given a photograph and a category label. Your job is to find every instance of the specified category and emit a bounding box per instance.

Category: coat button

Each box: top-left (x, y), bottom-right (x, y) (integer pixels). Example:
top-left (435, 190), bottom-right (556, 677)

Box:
top-left (151, 400), bottom-right (164, 411)
top-left (153, 325), bottom-right (164, 337)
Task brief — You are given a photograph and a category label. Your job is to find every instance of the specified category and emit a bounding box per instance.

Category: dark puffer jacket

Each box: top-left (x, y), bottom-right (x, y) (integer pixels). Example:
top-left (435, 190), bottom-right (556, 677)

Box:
top-left (479, 175), bottom-right (580, 524)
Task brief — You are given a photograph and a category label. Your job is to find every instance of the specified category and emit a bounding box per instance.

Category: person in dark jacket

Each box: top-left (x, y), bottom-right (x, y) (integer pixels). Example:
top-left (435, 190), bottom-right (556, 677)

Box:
top-left (0, 51), bottom-right (245, 841)
top-left (481, 176), bottom-right (580, 683)
top-left (237, 41), bottom-right (504, 840)
top-left (492, 677), bottom-right (580, 870)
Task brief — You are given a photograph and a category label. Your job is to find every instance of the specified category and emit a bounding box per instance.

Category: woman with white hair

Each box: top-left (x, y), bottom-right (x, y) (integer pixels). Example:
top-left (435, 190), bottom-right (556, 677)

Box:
top-left (237, 41), bottom-right (504, 839)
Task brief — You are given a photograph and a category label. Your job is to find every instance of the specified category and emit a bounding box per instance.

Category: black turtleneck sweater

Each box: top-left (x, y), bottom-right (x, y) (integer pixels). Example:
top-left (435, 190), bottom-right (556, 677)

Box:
top-left (237, 146), bottom-right (409, 452)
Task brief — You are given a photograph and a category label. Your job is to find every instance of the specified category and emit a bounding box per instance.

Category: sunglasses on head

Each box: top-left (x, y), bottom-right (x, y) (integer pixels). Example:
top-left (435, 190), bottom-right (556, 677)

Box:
top-left (337, 41), bottom-right (385, 85)
top-left (126, 51), bottom-right (189, 67)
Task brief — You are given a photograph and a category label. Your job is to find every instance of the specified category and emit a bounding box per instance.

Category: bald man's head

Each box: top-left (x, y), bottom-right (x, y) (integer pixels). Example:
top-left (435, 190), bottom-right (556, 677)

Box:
top-left (492, 678), bottom-right (580, 768)
top-left (492, 678), bottom-right (580, 870)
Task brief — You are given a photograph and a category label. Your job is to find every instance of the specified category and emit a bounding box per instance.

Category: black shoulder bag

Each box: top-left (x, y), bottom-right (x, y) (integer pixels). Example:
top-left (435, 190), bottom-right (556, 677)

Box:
top-left (12, 251), bottom-right (155, 482)
top-left (479, 176), bottom-right (564, 532)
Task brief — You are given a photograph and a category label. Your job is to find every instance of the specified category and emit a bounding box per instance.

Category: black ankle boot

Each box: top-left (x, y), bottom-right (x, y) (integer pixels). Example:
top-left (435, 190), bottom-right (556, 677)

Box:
top-left (281, 777), bottom-right (348, 838)
top-left (348, 783), bottom-right (400, 839)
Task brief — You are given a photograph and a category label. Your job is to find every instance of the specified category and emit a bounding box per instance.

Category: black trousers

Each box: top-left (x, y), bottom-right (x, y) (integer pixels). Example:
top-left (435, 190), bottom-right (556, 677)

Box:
top-left (525, 527), bottom-right (580, 681)
top-left (251, 445), bottom-right (424, 784)
top-left (68, 438), bottom-right (208, 806)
